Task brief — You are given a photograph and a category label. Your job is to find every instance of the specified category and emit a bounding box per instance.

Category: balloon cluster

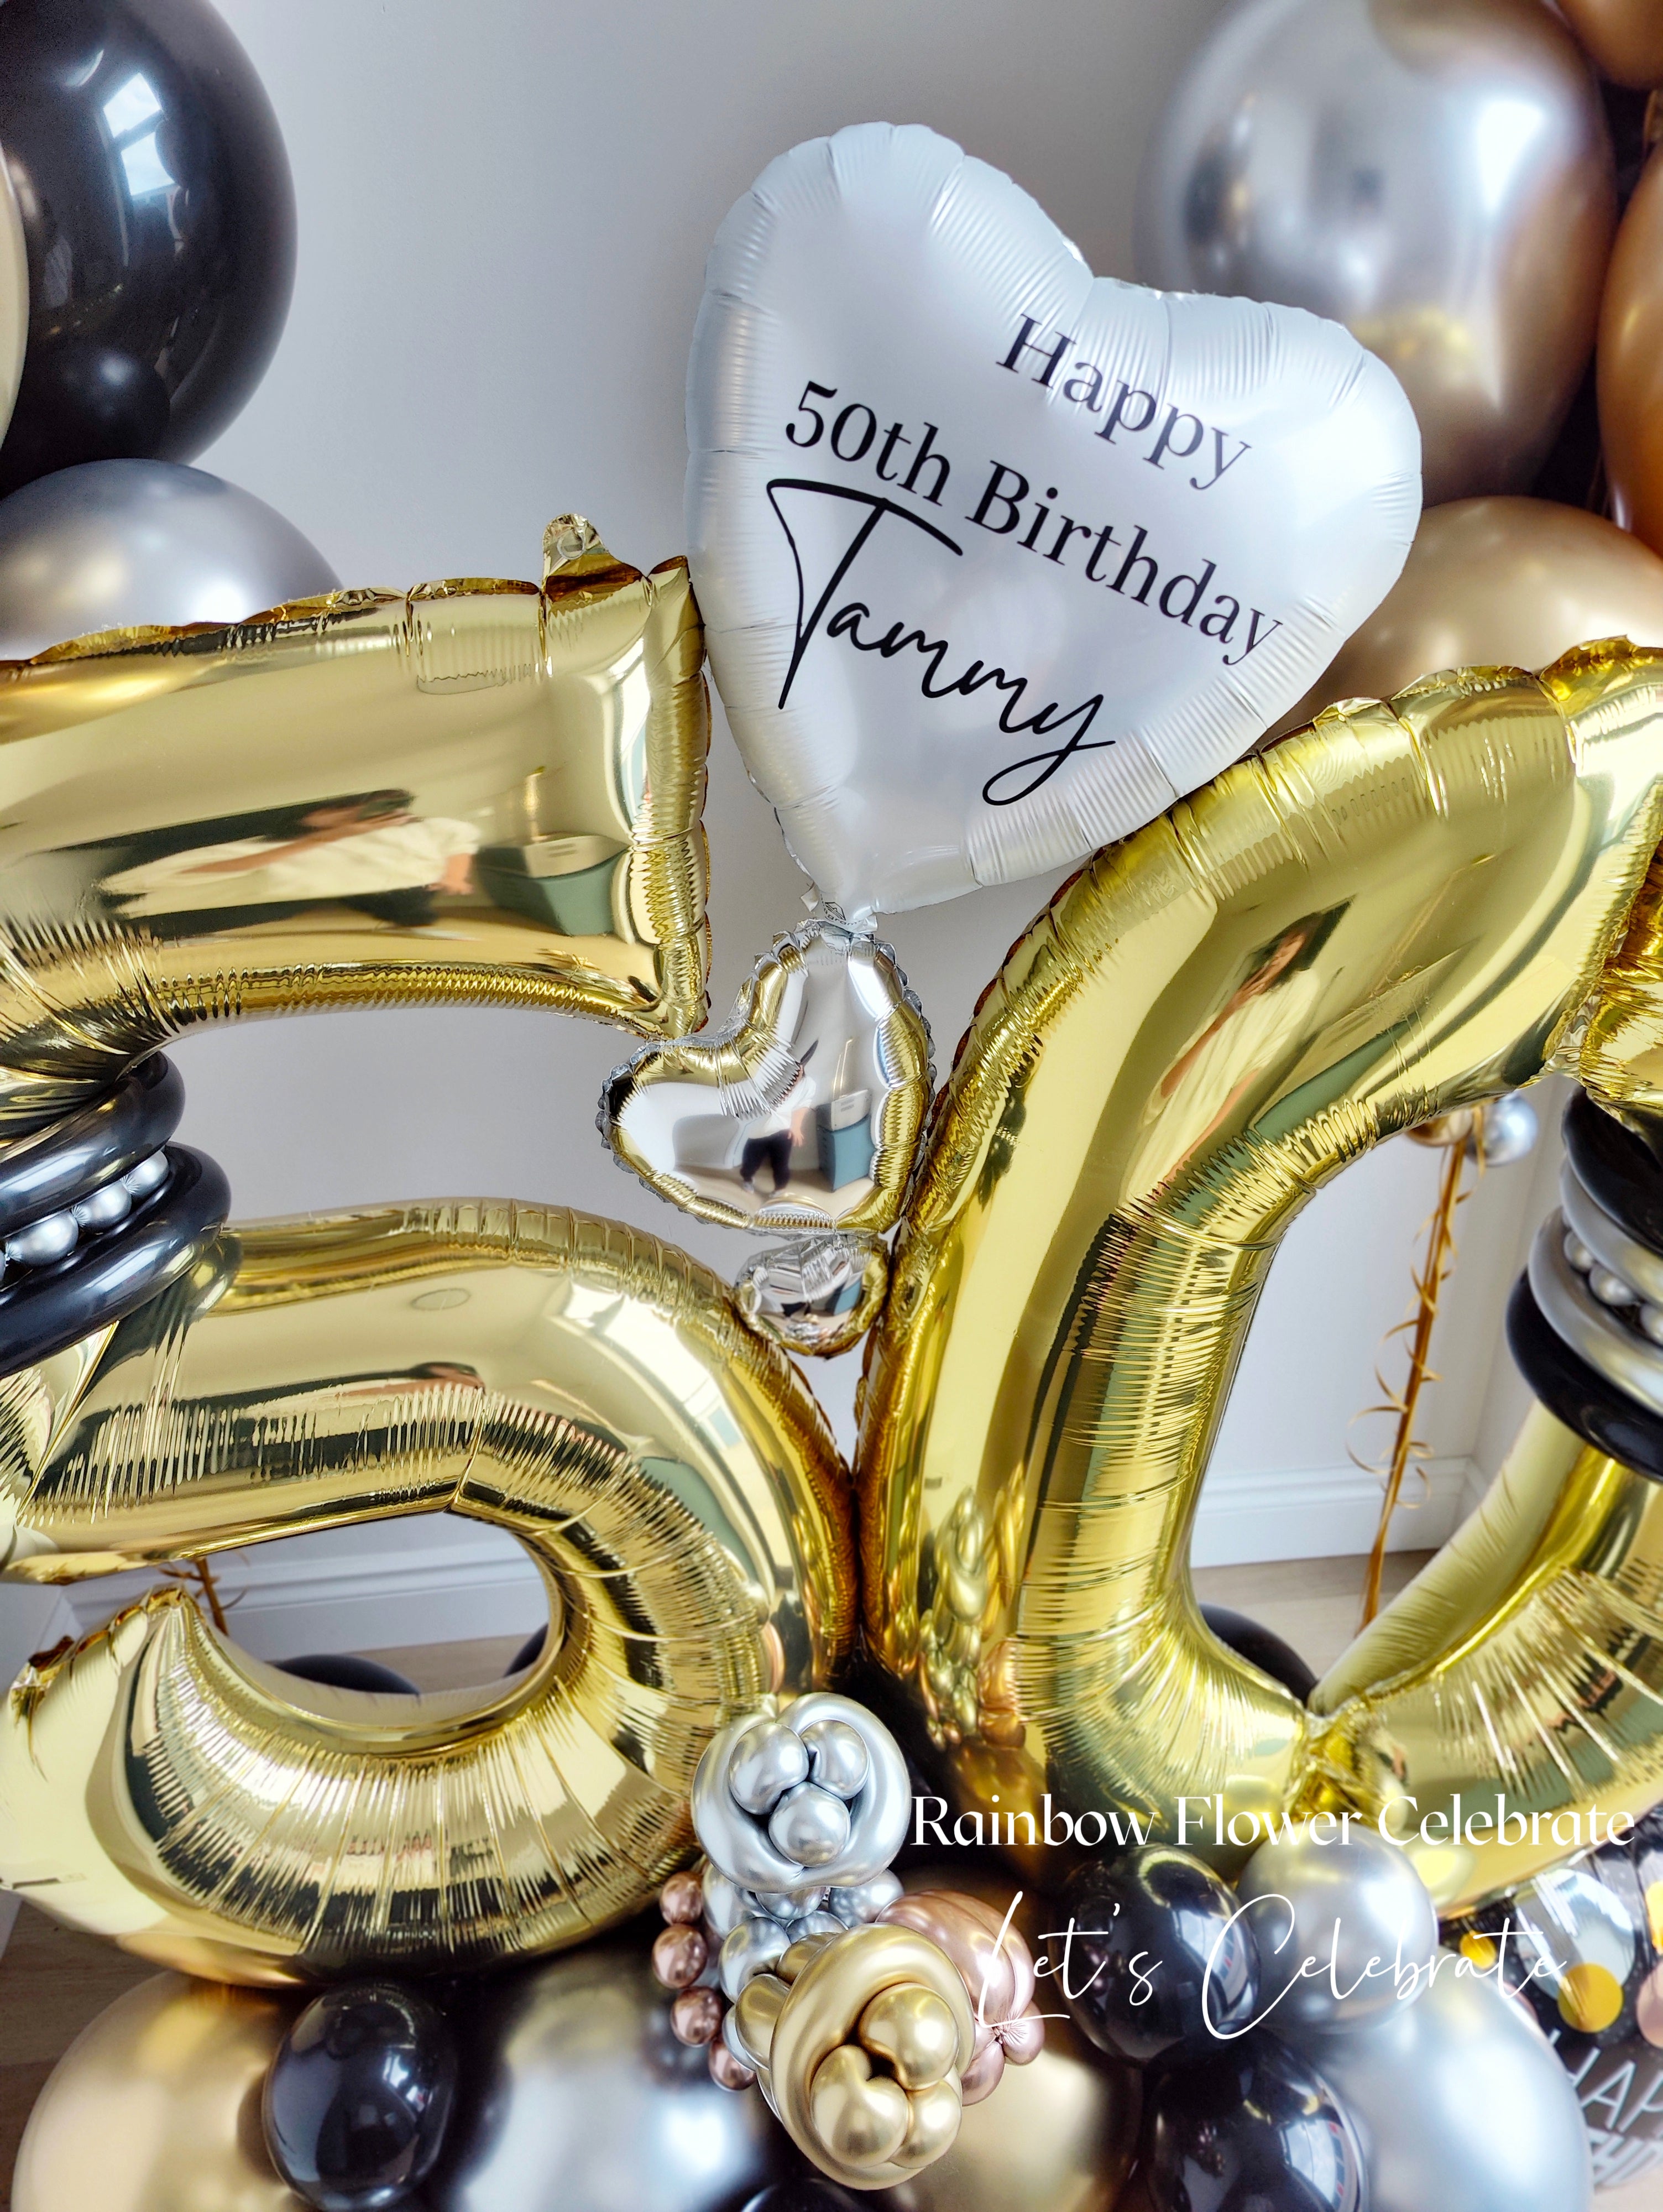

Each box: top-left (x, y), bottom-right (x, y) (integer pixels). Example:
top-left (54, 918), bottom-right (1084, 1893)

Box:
top-left (11, 12), bottom-right (1663, 2211)
top-left (1140, 0), bottom-right (1663, 738)
top-left (649, 1693), bottom-right (1045, 2188)
top-left (1450, 1806), bottom-right (1663, 2189)
top-left (0, 0), bottom-right (336, 655)
top-left (1061, 1830), bottom-right (1591, 2212)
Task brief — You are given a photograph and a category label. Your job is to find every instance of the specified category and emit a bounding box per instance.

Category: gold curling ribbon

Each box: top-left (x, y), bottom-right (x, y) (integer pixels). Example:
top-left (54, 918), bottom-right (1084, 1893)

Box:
top-left (857, 640), bottom-right (1663, 1913)
top-left (0, 516), bottom-right (710, 1136)
top-left (0, 1204), bottom-right (851, 1984)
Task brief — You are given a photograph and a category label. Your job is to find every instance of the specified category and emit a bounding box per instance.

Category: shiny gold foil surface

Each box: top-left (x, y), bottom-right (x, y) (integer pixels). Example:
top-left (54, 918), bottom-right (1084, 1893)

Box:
top-left (857, 640), bottom-right (1663, 1912)
top-left (0, 1203), bottom-right (852, 1983)
top-left (1309, 1400), bottom-right (1663, 1907)
top-left (0, 515), bottom-right (710, 1136)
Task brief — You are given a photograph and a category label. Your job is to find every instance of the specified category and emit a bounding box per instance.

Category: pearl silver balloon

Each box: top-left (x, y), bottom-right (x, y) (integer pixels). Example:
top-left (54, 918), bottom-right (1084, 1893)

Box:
top-left (1476, 1092), bottom-right (1539, 1167)
top-left (1136, 0), bottom-right (1616, 505)
top-left (0, 458), bottom-right (337, 659)
top-left (719, 1914), bottom-right (793, 1999)
top-left (1238, 1827), bottom-right (1439, 2036)
top-left (801, 1718), bottom-right (870, 1800)
top-left (767, 1782), bottom-right (851, 1867)
top-left (1300, 1955), bottom-right (1592, 2212)
top-left (829, 1872), bottom-right (903, 1927)
top-left (434, 1944), bottom-right (790, 2212)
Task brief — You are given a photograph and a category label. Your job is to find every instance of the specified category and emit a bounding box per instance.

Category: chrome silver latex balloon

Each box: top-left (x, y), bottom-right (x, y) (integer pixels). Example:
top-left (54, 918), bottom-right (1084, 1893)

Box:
top-left (433, 1944), bottom-right (791, 2212)
top-left (0, 459), bottom-right (337, 659)
top-left (1238, 1826), bottom-right (1439, 2036)
top-left (1136, 0), bottom-right (1616, 505)
top-left (1300, 1955), bottom-right (1593, 2212)
top-left (692, 1692), bottom-right (912, 1895)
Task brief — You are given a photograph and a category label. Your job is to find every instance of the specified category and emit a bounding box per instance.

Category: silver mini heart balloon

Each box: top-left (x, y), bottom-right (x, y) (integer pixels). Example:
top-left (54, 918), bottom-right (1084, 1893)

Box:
top-left (734, 1232), bottom-right (889, 1357)
top-left (600, 919), bottom-right (931, 1233)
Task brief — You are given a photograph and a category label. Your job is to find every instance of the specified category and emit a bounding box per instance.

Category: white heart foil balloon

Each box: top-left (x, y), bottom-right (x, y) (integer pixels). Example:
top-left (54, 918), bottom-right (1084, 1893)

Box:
top-left (688, 122), bottom-right (1423, 918)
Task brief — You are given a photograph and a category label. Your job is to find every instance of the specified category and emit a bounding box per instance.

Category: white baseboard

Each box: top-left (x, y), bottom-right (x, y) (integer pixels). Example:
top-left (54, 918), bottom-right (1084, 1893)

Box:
top-left (1189, 1455), bottom-right (1476, 1569)
top-left (15, 1455), bottom-right (1481, 1671)
top-left (53, 1516), bottom-right (547, 1662)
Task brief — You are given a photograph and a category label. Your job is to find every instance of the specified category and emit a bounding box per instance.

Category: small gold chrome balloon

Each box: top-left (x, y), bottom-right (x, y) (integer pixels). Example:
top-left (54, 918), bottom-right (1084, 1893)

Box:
top-left (766, 1921), bottom-right (975, 2190)
top-left (0, 1203), bottom-right (852, 1984)
top-left (0, 515), bottom-right (710, 1137)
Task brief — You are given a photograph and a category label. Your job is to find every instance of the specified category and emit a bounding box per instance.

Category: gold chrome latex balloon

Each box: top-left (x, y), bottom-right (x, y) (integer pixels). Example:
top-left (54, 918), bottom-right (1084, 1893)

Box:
top-left (1561, 0), bottom-right (1663, 87)
top-left (1601, 147), bottom-right (1663, 566)
top-left (857, 639), bottom-right (1663, 1914)
top-left (744, 1921), bottom-right (976, 2191)
top-left (12, 1973), bottom-right (302, 2212)
top-left (0, 514), bottom-right (709, 1136)
top-left (1265, 500), bottom-right (1663, 743)
top-left (0, 1202), bottom-right (851, 1984)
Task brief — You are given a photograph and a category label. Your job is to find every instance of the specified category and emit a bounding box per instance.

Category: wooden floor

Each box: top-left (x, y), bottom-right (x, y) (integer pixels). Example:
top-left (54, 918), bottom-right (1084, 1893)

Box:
top-left (3, 1560), bottom-right (1655, 2208)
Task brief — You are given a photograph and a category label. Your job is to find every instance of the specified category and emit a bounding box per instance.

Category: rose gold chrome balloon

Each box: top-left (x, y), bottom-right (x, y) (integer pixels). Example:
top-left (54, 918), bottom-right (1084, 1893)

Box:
top-left (1601, 148), bottom-right (1663, 561)
top-left (1268, 498), bottom-right (1663, 739)
top-left (1561, 0), bottom-right (1663, 88)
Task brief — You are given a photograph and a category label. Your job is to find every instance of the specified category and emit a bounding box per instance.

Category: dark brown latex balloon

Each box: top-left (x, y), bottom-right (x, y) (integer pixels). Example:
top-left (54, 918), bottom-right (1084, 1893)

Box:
top-left (1601, 149), bottom-right (1663, 557)
top-left (1562, 0), bottom-right (1663, 89)
top-left (0, 0), bottom-right (295, 495)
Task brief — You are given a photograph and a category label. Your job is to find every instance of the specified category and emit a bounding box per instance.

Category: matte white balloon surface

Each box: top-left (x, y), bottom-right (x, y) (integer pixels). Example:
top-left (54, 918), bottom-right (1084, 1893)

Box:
top-left (688, 121), bottom-right (1422, 916)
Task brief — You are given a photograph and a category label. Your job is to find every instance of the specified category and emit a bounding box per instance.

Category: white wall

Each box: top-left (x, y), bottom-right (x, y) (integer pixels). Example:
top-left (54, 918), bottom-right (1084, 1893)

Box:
top-left (11, 0), bottom-right (1557, 1659)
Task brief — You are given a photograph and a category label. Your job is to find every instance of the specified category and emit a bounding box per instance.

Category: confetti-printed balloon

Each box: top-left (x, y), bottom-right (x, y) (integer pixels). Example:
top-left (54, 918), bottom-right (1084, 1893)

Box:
top-left (1447, 1806), bottom-right (1663, 2189)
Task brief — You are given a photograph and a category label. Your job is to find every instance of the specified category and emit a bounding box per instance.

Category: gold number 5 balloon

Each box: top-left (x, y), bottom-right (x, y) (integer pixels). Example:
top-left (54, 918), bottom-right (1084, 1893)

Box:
top-left (0, 1204), bottom-right (850, 1985)
top-left (858, 639), bottom-right (1663, 1914)
top-left (0, 523), bottom-right (852, 1987)
top-left (0, 514), bottom-right (710, 1137)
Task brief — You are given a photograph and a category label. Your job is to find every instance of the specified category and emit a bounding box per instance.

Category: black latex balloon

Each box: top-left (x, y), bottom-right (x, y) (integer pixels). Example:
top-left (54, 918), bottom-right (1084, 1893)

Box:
top-left (1059, 1846), bottom-right (1260, 2064)
top-left (1142, 2036), bottom-right (1364, 2212)
top-left (276, 1654), bottom-right (421, 1696)
top-left (263, 1984), bottom-right (456, 2212)
top-left (0, 0), bottom-right (295, 496)
top-left (504, 1624), bottom-right (546, 1674)
top-left (738, 2186), bottom-right (862, 2212)
top-left (1200, 1604), bottom-right (1317, 1703)
top-left (0, 1144), bottom-right (228, 1376)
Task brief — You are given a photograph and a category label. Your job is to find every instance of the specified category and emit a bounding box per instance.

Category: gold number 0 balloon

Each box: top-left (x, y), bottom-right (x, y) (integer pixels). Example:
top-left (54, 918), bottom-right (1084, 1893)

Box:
top-left (0, 526), bottom-right (853, 1986)
top-left (859, 640), bottom-right (1663, 1914)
